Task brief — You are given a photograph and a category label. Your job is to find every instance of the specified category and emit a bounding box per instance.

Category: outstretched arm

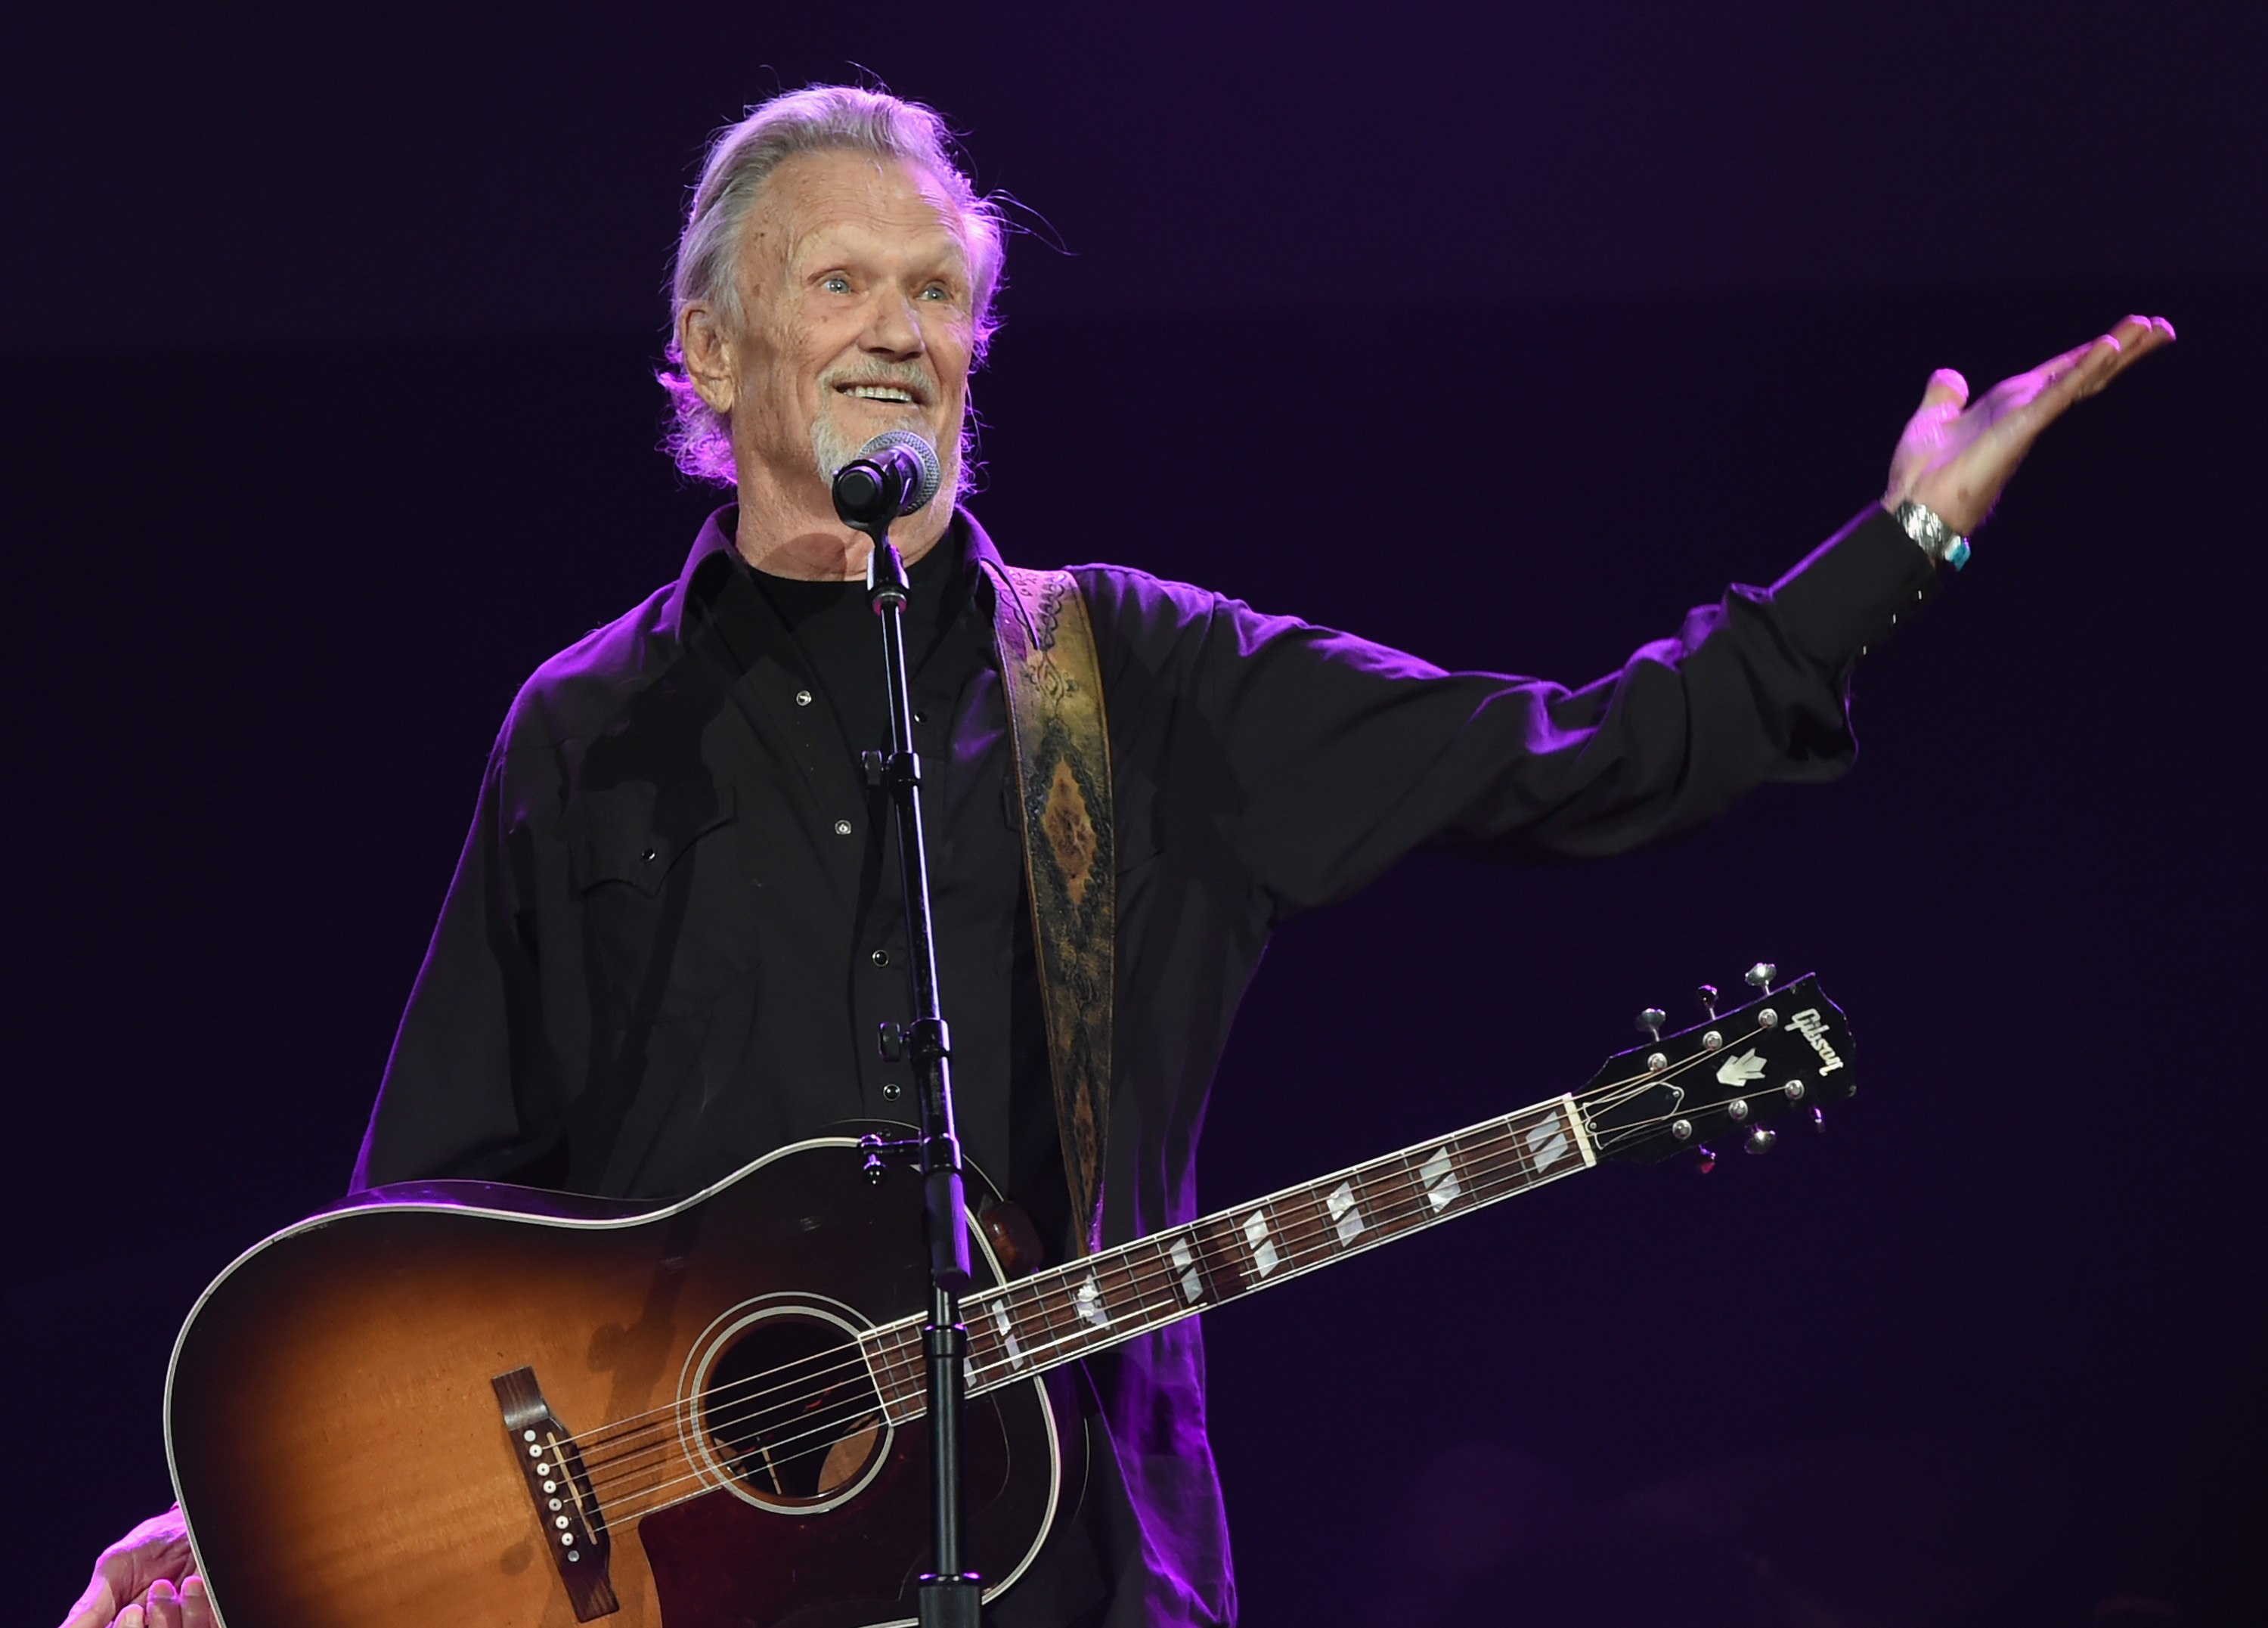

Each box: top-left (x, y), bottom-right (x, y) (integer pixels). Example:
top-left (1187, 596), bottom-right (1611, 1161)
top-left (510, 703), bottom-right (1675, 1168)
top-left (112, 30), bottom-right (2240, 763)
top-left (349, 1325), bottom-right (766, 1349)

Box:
top-left (1885, 313), bottom-right (2175, 535)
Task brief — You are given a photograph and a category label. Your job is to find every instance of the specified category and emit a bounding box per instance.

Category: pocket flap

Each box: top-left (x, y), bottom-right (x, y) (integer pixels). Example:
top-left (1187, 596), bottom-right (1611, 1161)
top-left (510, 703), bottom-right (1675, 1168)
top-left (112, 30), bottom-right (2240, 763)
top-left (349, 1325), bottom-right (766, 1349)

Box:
top-left (569, 783), bottom-right (737, 898)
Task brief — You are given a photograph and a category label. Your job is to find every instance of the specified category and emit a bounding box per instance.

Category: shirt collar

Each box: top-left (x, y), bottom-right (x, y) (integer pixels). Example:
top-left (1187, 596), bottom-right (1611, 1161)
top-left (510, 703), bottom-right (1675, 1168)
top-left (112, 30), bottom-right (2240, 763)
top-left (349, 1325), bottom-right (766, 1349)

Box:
top-left (660, 503), bottom-right (1008, 644)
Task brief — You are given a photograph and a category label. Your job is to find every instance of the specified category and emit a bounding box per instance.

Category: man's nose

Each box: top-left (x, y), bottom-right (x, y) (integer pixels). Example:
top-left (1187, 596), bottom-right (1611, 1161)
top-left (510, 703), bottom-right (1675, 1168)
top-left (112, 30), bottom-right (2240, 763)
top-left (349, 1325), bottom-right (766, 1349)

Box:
top-left (863, 292), bottom-right (925, 358)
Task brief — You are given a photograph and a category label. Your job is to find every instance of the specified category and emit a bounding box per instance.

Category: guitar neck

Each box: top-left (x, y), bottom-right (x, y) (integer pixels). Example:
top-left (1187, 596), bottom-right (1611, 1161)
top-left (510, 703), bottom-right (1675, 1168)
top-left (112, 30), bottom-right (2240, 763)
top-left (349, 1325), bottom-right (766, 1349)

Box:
top-left (862, 1095), bottom-right (1597, 1422)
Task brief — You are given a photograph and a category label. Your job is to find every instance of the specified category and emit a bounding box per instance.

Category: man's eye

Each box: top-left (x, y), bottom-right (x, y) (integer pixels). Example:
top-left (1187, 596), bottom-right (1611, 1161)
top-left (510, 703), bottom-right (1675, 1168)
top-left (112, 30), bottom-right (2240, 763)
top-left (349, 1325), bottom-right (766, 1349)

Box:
top-left (822, 275), bottom-right (851, 294)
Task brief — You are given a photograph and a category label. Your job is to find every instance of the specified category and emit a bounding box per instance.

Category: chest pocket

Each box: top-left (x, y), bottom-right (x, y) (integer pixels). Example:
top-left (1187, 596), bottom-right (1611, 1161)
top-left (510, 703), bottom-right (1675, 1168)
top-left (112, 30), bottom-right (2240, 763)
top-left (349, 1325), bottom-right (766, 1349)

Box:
top-left (568, 782), bottom-right (744, 1025)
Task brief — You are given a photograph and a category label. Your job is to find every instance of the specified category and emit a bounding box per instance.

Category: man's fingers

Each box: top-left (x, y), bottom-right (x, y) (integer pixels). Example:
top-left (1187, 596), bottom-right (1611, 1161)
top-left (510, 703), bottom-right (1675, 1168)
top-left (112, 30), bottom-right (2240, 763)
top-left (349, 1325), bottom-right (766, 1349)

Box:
top-left (2084, 314), bottom-right (2176, 394)
top-left (180, 1578), bottom-right (214, 1628)
top-left (2043, 315), bottom-right (2175, 404)
top-left (2112, 312), bottom-right (2176, 349)
top-left (144, 1580), bottom-right (182, 1628)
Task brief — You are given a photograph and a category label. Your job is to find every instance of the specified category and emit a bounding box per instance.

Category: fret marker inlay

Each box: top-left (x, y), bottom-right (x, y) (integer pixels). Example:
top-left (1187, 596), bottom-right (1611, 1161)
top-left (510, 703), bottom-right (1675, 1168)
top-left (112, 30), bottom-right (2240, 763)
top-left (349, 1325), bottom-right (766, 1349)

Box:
top-left (1325, 1180), bottom-right (1364, 1245)
top-left (1242, 1209), bottom-right (1280, 1277)
top-left (993, 1298), bottom-right (1026, 1368)
top-left (1420, 1147), bottom-right (1461, 1211)
top-left (1526, 1115), bottom-right (1571, 1172)
top-left (1170, 1236), bottom-right (1204, 1302)
top-left (1075, 1273), bottom-right (1109, 1329)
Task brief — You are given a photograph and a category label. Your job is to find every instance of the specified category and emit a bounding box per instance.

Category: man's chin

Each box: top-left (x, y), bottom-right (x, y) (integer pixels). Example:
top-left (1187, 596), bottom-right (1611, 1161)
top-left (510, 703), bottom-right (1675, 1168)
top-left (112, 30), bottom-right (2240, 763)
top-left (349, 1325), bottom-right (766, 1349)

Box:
top-left (811, 413), bottom-right (956, 492)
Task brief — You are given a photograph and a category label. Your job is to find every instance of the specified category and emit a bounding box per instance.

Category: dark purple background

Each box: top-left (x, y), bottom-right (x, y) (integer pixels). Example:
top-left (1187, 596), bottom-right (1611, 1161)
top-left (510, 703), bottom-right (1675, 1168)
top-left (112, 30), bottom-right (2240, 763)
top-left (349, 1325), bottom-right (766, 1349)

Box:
top-left (4, 3), bottom-right (2261, 1624)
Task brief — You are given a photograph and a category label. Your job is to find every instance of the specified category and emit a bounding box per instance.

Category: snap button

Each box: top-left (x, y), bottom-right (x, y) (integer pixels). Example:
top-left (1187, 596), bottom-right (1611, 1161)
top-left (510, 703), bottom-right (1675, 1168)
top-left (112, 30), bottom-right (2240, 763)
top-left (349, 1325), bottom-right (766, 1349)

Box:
top-left (833, 819), bottom-right (854, 836)
top-left (795, 689), bottom-right (813, 707)
top-left (912, 709), bottom-right (928, 725)
top-left (639, 844), bottom-right (658, 864)
top-left (870, 948), bottom-right (891, 967)
top-left (881, 1081), bottom-right (903, 1100)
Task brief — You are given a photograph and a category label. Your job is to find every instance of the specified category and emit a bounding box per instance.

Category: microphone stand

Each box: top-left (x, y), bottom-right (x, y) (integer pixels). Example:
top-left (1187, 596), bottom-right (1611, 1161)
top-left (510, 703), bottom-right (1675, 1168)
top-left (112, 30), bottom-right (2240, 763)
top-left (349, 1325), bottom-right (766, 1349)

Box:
top-left (836, 463), bottom-right (981, 1628)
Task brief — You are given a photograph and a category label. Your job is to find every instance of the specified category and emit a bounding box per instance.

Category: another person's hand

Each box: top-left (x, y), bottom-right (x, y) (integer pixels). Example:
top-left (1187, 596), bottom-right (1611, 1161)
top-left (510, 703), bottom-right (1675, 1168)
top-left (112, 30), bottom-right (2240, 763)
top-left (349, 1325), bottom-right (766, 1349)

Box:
top-left (1884, 313), bottom-right (2176, 536)
top-left (57, 1506), bottom-right (212, 1628)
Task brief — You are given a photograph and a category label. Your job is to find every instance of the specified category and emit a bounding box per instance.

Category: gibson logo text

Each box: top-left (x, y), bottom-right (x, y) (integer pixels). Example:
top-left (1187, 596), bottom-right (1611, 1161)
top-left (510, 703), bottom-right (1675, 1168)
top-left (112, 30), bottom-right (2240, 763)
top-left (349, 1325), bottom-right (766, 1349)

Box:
top-left (1788, 1008), bottom-right (1845, 1074)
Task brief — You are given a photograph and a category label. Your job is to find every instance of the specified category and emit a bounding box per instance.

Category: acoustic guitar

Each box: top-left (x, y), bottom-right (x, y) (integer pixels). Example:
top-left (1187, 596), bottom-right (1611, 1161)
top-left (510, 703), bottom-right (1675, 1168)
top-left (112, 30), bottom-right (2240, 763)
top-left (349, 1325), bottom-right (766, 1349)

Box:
top-left (164, 967), bottom-right (1854, 1626)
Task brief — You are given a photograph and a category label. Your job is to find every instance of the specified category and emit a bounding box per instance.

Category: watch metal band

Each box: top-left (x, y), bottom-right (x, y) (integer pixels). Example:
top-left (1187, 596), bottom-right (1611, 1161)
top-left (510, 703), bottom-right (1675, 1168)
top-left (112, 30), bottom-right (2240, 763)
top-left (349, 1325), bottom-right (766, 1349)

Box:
top-left (1895, 499), bottom-right (1971, 572)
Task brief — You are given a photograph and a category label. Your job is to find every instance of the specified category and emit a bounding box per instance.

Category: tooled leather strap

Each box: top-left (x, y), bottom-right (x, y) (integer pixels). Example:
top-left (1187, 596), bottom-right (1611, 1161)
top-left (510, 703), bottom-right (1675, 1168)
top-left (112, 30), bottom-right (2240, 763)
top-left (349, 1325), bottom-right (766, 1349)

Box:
top-left (984, 561), bottom-right (1114, 1257)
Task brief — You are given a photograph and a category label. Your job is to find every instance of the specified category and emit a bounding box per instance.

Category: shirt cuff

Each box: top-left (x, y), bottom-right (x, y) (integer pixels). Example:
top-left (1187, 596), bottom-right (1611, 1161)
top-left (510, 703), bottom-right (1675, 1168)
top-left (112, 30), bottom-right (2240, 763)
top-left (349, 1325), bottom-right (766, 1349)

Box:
top-left (1765, 504), bottom-right (1944, 668)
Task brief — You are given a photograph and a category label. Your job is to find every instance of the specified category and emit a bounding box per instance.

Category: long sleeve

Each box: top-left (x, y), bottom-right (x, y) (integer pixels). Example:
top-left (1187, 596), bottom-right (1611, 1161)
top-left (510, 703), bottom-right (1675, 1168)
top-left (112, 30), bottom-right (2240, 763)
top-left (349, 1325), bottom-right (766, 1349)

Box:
top-left (352, 705), bottom-right (573, 1190)
top-left (1085, 504), bottom-right (1937, 922)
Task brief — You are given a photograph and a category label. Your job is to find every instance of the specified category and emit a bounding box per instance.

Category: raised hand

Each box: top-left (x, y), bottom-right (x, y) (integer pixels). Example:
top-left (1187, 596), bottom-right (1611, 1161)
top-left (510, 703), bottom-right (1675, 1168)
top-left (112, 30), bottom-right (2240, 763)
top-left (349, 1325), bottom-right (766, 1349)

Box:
top-left (1883, 314), bottom-right (2176, 536)
top-left (56, 1507), bottom-right (211, 1628)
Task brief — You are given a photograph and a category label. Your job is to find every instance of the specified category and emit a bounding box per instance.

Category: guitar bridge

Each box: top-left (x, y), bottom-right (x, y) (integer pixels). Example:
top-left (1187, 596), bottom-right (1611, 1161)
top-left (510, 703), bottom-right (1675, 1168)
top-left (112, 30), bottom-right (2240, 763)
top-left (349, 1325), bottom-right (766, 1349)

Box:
top-left (492, 1366), bottom-right (620, 1620)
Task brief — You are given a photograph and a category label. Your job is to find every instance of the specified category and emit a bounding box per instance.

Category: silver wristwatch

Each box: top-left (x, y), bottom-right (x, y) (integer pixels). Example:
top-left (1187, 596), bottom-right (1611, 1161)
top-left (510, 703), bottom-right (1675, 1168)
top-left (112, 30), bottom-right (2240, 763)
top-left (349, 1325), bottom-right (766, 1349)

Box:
top-left (1895, 499), bottom-right (1971, 572)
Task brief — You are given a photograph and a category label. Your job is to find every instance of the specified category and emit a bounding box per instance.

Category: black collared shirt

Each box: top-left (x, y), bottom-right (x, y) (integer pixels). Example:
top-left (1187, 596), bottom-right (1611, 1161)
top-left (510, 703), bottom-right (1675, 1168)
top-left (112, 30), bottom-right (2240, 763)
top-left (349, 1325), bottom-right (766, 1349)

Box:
top-left (355, 501), bottom-right (1936, 1626)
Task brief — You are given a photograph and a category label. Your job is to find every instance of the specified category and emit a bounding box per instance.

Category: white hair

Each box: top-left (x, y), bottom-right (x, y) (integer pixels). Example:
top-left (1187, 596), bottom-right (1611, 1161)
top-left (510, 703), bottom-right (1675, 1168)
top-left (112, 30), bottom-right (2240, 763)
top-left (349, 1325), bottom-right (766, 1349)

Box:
top-left (658, 86), bottom-right (1005, 485)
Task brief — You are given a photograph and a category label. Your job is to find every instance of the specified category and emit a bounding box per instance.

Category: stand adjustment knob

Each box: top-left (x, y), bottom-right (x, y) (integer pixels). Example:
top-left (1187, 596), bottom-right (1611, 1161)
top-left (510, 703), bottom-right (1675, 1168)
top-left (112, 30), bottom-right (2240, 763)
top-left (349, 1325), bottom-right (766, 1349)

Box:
top-left (877, 1022), bottom-right (905, 1062)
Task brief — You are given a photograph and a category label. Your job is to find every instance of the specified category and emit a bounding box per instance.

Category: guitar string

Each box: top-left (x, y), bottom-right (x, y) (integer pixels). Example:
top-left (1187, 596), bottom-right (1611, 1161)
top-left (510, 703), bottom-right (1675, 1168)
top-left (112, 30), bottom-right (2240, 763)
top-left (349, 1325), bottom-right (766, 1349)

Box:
top-left (591, 1125), bottom-right (1570, 1524)
top-left (564, 1027), bottom-right (1781, 1518)
top-left (579, 1119), bottom-right (1593, 1522)
top-left (558, 1106), bottom-right (1532, 1473)
top-left (567, 1045), bottom-right (1758, 1515)
top-left (532, 1040), bottom-right (1719, 1471)
top-left (575, 1059), bottom-right (1755, 1521)
top-left (572, 1111), bottom-right (1568, 1501)
top-left (585, 1169), bottom-right (1499, 1520)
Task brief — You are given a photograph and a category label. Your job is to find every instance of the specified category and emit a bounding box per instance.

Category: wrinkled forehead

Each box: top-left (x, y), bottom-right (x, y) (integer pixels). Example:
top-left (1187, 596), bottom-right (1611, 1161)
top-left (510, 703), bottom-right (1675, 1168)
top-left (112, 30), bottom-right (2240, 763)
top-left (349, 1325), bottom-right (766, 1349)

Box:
top-left (748, 149), bottom-right (974, 277)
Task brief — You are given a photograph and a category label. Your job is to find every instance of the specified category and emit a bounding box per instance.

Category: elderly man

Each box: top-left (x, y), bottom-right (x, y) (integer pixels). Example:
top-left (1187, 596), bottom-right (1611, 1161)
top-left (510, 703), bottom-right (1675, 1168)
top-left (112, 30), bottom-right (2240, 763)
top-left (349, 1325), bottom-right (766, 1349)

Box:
top-left (63, 84), bottom-right (2169, 1628)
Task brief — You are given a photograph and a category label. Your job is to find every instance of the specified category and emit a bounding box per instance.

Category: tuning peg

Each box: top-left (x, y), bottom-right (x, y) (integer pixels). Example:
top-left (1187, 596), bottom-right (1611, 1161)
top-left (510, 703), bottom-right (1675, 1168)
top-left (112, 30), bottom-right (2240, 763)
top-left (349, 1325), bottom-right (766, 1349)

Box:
top-left (1745, 1125), bottom-right (1777, 1155)
top-left (1745, 962), bottom-right (1777, 994)
top-left (1696, 985), bottom-right (1718, 1020)
top-left (1693, 1146), bottom-right (1718, 1175)
top-left (1636, 1007), bottom-right (1666, 1043)
top-left (1811, 1106), bottom-right (1826, 1133)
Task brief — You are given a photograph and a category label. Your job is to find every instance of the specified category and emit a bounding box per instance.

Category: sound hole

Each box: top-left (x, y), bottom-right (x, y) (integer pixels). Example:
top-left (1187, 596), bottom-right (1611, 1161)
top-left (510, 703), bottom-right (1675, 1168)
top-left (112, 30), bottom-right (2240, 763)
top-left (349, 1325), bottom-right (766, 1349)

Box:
top-left (702, 1313), bottom-right (887, 1506)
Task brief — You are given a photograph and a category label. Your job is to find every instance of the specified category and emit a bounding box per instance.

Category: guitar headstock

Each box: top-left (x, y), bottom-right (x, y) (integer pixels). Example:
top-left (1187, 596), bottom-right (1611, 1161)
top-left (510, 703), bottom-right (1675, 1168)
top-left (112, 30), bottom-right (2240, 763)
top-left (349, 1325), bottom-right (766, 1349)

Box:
top-left (1576, 965), bottom-right (1855, 1168)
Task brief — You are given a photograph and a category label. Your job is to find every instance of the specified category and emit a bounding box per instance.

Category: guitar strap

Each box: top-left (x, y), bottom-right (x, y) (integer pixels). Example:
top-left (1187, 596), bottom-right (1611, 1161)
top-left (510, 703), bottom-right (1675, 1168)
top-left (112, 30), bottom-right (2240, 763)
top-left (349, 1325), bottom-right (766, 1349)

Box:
top-left (983, 560), bottom-right (1114, 1257)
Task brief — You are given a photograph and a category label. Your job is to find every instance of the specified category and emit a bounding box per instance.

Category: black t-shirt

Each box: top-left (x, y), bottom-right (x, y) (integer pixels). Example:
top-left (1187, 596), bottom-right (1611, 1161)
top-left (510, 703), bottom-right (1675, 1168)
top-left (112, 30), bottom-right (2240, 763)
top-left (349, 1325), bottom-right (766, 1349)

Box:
top-left (749, 536), bottom-right (967, 769)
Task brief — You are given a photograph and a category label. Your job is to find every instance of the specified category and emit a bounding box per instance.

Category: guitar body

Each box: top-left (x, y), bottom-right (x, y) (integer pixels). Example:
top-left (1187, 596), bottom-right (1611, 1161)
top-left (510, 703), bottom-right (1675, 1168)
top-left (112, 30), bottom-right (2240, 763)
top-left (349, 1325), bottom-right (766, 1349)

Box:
top-left (165, 1136), bottom-right (1075, 1628)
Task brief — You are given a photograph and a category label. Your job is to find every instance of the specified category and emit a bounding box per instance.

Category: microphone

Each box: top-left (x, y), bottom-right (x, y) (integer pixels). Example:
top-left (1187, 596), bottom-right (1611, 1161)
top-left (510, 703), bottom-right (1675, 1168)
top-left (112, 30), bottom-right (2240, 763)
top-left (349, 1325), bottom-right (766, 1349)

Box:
top-left (832, 430), bottom-right (944, 534)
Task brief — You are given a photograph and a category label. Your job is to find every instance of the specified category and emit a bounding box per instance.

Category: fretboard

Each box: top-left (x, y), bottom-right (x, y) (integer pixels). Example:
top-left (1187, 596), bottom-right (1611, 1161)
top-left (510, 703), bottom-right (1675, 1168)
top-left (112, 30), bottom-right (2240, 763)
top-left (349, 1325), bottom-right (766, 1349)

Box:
top-left (860, 1094), bottom-right (1595, 1423)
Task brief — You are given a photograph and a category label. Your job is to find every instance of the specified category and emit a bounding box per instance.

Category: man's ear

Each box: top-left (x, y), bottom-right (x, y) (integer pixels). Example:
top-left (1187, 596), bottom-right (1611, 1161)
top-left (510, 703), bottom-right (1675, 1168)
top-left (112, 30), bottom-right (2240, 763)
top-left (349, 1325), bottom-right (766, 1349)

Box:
top-left (679, 303), bottom-right (736, 414)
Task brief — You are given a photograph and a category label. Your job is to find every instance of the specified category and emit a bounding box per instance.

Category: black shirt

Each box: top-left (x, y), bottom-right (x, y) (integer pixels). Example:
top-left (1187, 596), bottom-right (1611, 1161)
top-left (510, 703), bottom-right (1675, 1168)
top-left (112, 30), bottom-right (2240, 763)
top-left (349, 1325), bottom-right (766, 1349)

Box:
top-left (747, 541), bottom-right (1074, 1253)
top-left (355, 501), bottom-right (1938, 1626)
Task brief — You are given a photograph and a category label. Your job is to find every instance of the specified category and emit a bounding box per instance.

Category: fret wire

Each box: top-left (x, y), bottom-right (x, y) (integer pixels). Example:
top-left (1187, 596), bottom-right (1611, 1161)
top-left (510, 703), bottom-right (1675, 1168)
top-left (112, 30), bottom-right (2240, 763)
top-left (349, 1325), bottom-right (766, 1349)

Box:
top-left (1481, 1119), bottom-right (1518, 1195)
top-left (1295, 1180), bottom-right (1340, 1267)
top-left (1186, 1217), bottom-right (1228, 1306)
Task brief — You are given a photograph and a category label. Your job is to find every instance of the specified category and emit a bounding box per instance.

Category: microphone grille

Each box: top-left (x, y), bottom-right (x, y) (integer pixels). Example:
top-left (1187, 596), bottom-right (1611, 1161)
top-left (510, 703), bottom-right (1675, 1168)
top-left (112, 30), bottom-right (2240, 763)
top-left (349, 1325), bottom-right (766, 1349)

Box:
top-left (857, 430), bottom-right (945, 515)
